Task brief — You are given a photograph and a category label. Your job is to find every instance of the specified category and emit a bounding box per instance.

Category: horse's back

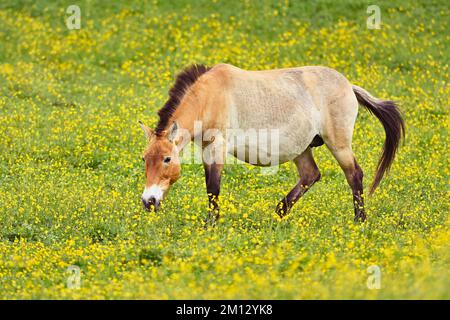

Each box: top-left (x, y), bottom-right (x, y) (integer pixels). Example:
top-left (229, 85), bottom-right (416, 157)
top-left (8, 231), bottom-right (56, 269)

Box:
top-left (208, 64), bottom-right (358, 163)
top-left (213, 63), bottom-right (355, 116)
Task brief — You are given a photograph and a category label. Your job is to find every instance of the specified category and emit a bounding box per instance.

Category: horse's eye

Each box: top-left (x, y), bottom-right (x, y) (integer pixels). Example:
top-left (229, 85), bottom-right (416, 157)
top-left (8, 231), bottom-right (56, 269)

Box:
top-left (163, 156), bottom-right (171, 164)
top-left (142, 157), bottom-right (145, 162)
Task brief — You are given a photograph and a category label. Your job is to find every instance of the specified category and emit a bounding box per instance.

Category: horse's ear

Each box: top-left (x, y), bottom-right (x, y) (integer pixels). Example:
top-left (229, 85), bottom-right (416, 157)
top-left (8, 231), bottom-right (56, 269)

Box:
top-left (168, 122), bottom-right (178, 142)
top-left (139, 120), bottom-right (153, 139)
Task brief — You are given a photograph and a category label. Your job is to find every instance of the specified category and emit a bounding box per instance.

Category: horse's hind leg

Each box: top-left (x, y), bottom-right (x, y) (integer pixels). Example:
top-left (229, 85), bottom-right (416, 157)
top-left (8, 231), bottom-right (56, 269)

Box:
top-left (328, 146), bottom-right (366, 222)
top-left (321, 88), bottom-right (366, 221)
top-left (276, 148), bottom-right (321, 218)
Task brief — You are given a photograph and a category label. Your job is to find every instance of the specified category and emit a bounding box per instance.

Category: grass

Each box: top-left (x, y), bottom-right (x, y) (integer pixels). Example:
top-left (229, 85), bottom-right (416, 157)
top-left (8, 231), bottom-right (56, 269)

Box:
top-left (0, 0), bottom-right (448, 299)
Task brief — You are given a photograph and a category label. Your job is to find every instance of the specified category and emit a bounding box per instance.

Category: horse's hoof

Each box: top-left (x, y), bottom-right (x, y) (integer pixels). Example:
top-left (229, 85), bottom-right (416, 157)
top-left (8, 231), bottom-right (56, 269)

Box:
top-left (354, 211), bottom-right (367, 222)
top-left (275, 203), bottom-right (289, 218)
top-left (203, 211), bottom-right (219, 229)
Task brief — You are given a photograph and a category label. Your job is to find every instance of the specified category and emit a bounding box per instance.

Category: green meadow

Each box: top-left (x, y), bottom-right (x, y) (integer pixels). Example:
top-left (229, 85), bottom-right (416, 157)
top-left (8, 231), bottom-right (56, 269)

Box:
top-left (0, 0), bottom-right (448, 299)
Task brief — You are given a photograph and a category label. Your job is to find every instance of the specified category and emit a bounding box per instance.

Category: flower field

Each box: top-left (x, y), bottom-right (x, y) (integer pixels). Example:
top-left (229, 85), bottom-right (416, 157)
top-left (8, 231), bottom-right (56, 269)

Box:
top-left (0, 0), bottom-right (448, 299)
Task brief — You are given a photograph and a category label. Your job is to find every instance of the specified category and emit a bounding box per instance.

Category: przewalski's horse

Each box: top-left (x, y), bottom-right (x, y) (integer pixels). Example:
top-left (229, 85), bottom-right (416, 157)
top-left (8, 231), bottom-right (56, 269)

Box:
top-left (139, 64), bottom-right (404, 223)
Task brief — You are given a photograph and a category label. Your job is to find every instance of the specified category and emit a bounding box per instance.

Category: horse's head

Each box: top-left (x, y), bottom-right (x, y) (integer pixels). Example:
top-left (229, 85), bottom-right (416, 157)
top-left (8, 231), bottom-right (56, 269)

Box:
top-left (139, 121), bottom-right (181, 211)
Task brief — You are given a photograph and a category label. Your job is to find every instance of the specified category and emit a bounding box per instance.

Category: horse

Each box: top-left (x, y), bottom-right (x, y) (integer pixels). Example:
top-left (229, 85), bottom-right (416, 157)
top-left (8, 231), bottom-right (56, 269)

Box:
top-left (139, 63), bottom-right (404, 223)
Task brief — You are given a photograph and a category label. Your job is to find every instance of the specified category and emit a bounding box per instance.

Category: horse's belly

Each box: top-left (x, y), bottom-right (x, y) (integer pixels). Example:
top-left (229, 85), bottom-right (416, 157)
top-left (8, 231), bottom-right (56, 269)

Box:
top-left (226, 121), bottom-right (317, 166)
top-left (226, 135), bottom-right (289, 166)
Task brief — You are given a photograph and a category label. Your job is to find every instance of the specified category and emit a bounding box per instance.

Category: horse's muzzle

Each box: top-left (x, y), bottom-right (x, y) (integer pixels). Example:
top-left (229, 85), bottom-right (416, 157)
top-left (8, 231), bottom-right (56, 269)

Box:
top-left (142, 196), bottom-right (160, 212)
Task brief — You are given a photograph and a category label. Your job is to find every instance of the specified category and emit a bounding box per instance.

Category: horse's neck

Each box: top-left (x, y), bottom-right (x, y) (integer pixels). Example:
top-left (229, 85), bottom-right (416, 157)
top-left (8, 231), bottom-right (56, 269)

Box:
top-left (174, 77), bottom-right (223, 125)
top-left (171, 89), bottom-right (205, 139)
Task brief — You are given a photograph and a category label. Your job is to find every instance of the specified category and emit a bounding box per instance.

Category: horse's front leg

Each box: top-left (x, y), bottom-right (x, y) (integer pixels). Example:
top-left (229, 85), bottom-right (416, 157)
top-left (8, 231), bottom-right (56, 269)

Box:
top-left (202, 133), bottom-right (226, 226)
top-left (203, 162), bottom-right (223, 226)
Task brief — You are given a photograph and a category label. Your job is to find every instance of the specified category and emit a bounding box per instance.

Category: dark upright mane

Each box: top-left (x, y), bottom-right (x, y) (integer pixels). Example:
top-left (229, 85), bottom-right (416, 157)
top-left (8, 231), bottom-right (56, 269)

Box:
top-left (155, 64), bottom-right (211, 136)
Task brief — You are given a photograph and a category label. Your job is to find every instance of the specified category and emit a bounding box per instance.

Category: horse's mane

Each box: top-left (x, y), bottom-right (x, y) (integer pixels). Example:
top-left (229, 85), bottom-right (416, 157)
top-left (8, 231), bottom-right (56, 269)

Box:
top-left (155, 64), bottom-right (211, 136)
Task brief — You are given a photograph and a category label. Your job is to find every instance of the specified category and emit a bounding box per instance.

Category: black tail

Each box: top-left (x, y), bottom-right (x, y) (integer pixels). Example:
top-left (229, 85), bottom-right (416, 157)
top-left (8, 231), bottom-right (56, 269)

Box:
top-left (353, 85), bottom-right (405, 194)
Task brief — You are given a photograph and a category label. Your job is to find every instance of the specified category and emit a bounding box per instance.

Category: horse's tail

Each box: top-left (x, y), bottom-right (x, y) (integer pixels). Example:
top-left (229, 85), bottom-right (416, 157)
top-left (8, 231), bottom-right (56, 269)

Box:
top-left (352, 85), bottom-right (405, 195)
